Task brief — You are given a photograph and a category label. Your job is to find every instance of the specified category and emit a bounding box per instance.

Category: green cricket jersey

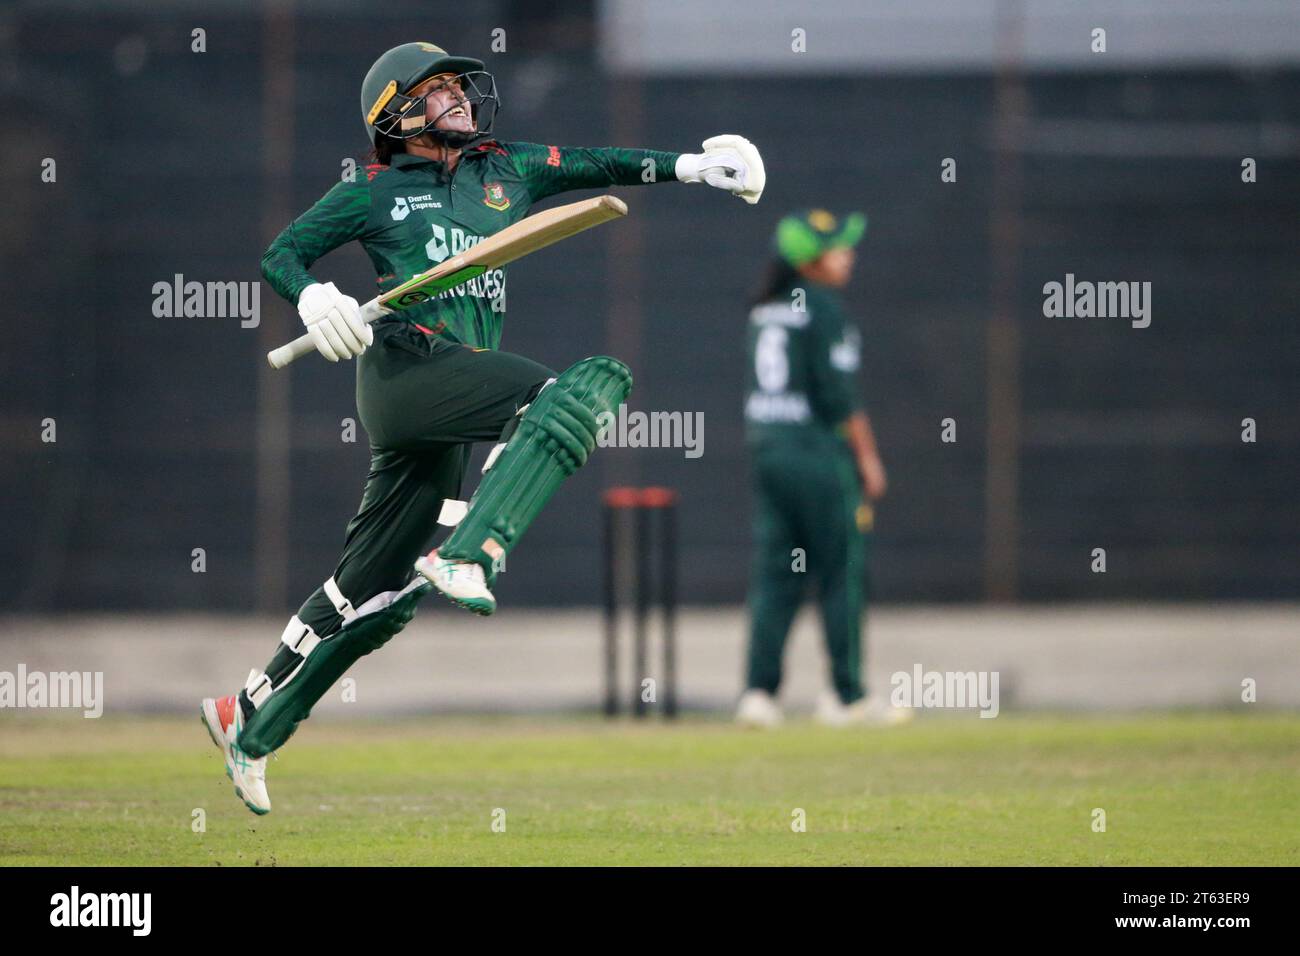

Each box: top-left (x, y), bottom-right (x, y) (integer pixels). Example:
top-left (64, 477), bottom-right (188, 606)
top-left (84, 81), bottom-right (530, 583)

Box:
top-left (744, 278), bottom-right (863, 444)
top-left (262, 141), bottom-right (680, 349)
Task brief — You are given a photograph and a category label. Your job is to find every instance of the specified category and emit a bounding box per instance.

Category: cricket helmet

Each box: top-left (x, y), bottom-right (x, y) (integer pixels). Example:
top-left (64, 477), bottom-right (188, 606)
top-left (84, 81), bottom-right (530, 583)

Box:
top-left (775, 209), bottom-right (866, 267)
top-left (360, 41), bottom-right (500, 146)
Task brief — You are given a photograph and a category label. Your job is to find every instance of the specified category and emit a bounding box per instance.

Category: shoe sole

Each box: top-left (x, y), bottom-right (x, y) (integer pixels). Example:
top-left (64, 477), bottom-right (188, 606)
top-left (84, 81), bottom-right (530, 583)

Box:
top-left (414, 557), bottom-right (496, 616)
top-left (199, 699), bottom-right (271, 816)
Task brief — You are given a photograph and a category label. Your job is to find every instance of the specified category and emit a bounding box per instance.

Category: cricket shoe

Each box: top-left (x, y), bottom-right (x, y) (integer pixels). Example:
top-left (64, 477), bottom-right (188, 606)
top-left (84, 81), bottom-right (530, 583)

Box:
top-left (735, 689), bottom-right (783, 728)
top-left (414, 550), bottom-right (497, 616)
top-left (200, 687), bottom-right (271, 815)
top-left (814, 691), bottom-right (914, 728)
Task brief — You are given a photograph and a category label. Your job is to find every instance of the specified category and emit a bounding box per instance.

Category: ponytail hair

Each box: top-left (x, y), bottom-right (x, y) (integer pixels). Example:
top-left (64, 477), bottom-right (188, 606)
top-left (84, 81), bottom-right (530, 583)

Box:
top-left (749, 257), bottom-right (800, 307)
top-left (367, 136), bottom-right (405, 166)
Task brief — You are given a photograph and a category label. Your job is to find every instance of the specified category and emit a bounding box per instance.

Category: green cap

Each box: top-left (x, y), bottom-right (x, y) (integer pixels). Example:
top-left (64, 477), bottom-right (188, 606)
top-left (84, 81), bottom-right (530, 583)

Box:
top-left (775, 209), bottom-right (867, 267)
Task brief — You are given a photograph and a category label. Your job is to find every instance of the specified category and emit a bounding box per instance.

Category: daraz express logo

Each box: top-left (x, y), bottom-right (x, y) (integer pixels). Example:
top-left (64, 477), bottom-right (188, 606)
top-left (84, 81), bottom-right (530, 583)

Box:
top-left (425, 224), bottom-right (484, 263)
top-left (392, 194), bottom-right (443, 221)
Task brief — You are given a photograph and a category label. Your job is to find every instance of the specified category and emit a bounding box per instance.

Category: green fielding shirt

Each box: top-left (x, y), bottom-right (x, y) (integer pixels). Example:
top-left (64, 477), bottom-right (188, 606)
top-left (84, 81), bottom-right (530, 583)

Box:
top-left (261, 141), bottom-right (680, 349)
top-left (744, 278), bottom-right (863, 444)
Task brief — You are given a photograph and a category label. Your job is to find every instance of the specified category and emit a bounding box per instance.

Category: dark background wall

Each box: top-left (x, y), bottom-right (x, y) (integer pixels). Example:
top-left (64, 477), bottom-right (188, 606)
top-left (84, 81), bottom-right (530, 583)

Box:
top-left (3, 4), bottom-right (1298, 610)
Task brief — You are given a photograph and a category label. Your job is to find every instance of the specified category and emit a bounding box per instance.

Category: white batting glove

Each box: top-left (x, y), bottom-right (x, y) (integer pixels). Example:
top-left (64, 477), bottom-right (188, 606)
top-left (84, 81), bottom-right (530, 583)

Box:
top-left (297, 281), bottom-right (372, 362)
top-left (675, 134), bottom-right (766, 205)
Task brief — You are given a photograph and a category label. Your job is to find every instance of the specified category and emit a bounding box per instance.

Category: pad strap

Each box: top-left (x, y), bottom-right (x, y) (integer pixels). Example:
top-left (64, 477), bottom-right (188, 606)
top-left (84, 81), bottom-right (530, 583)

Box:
top-left (438, 498), bottom-right (469, 526)
top-left (244, 668), bottom-right (273, 709)
top-left (323, 576), bottom-right (357, 622)
top-left (481, 443), bottom-right (506, 475)
top-left (279, 615), bottom-right (322, 658)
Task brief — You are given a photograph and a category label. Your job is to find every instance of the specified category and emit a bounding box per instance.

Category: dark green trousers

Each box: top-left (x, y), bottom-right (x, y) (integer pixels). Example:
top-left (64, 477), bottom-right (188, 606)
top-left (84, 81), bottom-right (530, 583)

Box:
top-left (296, 321), bottom-right (553, 639)
top-left (746, 435), bottom-right (871, 705)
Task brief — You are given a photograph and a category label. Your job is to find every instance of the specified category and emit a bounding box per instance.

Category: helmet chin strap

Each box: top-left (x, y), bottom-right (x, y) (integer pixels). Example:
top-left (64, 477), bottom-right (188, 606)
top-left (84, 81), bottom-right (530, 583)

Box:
top-left (425, 127), bottom-right (487, 148)
top-left (405, 128), bottom-right (485, 158)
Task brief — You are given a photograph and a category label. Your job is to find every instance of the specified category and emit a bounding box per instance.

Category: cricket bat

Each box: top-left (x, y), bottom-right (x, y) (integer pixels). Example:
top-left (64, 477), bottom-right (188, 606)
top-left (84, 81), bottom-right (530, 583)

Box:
top-left (267, 194), bottom-right (628, 369)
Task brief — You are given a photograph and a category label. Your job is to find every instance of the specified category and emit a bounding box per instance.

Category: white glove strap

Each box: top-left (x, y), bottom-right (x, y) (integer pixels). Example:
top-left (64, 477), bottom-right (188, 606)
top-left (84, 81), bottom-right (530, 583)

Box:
top-left (297, 282), bottom-right (337, 322)
top-left (675, 153), bottom-right (703, 183)
top-left (676, 150), bottom-right (744, 190)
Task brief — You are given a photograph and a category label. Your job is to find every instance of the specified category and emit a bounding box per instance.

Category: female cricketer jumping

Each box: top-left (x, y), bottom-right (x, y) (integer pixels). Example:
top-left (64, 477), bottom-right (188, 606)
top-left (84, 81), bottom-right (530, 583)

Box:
top-left (735, 210), bottom-right (909, 728)
top-left (200, 41), bottom-right (765, 814)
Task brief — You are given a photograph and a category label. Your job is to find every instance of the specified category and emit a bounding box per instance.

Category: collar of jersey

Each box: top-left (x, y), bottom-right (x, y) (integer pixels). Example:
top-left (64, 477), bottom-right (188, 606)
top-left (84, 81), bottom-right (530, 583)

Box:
top-left (389, 150), bottom-right (489, 170)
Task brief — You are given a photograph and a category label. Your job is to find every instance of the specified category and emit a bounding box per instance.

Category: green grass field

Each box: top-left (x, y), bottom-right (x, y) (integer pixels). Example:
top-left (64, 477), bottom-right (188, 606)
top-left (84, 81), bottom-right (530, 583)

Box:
top-left (1, 712), bottom-right (1295, 865)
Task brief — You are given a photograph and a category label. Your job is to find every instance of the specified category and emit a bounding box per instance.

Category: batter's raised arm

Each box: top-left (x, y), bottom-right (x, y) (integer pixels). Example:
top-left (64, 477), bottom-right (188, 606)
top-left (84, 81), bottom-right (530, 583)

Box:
top-left (504, 134), bottom-right (765, 204)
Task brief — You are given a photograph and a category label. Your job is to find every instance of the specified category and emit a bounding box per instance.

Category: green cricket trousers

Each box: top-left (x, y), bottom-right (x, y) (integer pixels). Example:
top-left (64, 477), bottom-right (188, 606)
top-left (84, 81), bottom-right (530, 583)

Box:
top-left (746, 433), bottom-right (872, 705)
top-left (296, 319), bottom-right (554, 638)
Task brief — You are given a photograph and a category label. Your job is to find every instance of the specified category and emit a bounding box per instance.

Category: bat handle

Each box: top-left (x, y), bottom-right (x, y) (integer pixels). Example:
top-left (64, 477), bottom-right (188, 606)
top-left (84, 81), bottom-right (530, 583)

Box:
top-left (266, 297), bottom-right (388, 369)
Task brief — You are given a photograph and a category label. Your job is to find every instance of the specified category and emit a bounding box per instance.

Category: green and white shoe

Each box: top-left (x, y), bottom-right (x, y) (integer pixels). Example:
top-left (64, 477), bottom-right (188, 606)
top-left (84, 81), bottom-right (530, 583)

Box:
top-left (201, 683), bottom-right (271, 815)
top-left (414, 550), bottom-right (497, 616)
